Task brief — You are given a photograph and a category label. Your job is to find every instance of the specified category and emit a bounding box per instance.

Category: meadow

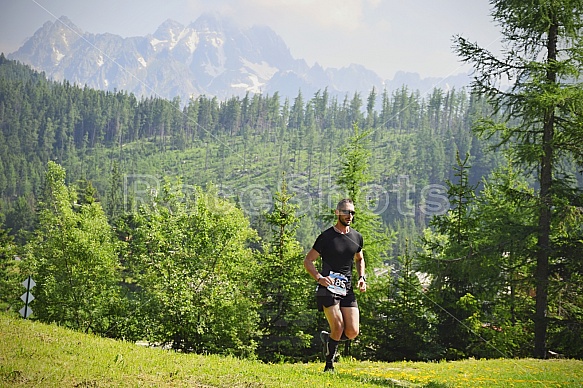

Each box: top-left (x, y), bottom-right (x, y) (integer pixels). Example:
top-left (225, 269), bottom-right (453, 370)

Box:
top-left (1, 313), bottom-right (582, 387)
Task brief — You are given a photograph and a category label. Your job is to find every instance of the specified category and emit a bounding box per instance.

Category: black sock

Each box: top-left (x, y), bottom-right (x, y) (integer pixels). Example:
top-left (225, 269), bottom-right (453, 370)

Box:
top-left (326, 338), bottom-right (339, 363)
top-left (340, 332), bottom-right (349, 341)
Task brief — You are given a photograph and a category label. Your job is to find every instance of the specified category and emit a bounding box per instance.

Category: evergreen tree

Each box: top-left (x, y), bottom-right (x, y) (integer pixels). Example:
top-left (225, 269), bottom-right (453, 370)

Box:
top-left (455, 0), bottom-right (583, 358)
top-left (105, 160), bottom-right (124, 222)
top-left (0, 213), bottom-right (21, 313)
top-left (359, 241), bottom-right (441, 361)
top-left (418, 154), bottom-right (581, 358)
top-left (334, 124), bottom-right (394, 358)
top-left (416, 152), bottom-right (481, 359)
top-left (336, 124), bottom-right (392, 270)
top-left (256, 174), bottom-right (315, 362)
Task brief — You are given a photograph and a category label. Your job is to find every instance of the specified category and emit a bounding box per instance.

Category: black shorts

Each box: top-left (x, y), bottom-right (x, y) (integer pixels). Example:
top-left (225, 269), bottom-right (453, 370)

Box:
top-left (316, 288), bottom-right (358, 311)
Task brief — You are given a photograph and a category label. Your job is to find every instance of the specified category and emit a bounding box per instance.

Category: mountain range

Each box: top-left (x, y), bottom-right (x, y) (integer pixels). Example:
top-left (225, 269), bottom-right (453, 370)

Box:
top-left (6, 14), bottom-right (471, 102)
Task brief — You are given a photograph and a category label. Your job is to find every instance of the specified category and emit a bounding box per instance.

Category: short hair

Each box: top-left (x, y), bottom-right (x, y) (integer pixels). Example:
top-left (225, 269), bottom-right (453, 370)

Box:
top-left (336, 198), bottom-right (354, 210)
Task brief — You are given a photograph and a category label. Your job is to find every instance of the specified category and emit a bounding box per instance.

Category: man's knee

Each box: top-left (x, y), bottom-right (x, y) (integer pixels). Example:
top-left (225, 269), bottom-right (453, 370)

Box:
top-left (330, 322), bottom-right (345, 337)
top-left (344, 327), bottom-right (359, 339)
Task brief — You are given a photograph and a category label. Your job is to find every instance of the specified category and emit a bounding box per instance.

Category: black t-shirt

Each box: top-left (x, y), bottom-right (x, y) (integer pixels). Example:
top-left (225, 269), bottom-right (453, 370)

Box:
top-left (313, 227), bottom-right (363, 292)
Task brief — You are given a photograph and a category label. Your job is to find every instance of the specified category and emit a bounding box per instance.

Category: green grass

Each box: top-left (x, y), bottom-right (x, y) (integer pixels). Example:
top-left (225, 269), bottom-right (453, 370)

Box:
top-left (1, 313), bottom-right (582, 387)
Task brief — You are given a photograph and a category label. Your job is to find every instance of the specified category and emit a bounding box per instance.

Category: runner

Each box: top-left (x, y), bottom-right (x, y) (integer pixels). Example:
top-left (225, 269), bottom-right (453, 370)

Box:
top-left (303, 198), bottom-right (367, 372)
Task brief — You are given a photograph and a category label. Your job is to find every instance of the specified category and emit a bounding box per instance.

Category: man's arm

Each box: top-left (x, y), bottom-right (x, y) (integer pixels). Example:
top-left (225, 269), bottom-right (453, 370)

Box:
top-left (355, 251), bottom-right (366, 292)
top-left (304, 248), bottom-right (322, 281)
top-left (304, 248), bottom-right (333, 287)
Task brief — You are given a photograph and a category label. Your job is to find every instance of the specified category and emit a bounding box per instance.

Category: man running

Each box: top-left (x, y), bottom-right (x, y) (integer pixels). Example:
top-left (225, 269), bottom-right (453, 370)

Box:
top-left (303, 198), bottom-right (367, 372)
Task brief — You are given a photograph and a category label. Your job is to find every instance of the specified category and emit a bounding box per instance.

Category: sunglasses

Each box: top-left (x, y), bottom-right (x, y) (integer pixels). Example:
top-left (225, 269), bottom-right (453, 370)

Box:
top-left (338, 209), bottom-right (356, 216)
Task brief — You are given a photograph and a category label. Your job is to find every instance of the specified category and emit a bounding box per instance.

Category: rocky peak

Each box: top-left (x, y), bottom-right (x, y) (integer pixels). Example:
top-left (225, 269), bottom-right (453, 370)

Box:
top-left (7, 14), bottom-right (467, 103)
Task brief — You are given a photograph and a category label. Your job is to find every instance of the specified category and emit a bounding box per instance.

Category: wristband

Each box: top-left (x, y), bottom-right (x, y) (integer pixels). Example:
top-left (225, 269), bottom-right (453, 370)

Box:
top-left (316, 273), bottom-right (323, 282)
top-left (359, 275), bottom-right (366, 282)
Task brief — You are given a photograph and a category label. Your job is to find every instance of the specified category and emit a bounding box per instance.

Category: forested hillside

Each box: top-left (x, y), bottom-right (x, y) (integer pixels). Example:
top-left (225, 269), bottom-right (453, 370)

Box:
top-left (0, 54), bottom-right (503, 252)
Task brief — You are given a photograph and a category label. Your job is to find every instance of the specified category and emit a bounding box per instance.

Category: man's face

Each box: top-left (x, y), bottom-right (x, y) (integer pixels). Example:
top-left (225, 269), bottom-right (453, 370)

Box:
top-left (336, 205), bottom-right (355, 227)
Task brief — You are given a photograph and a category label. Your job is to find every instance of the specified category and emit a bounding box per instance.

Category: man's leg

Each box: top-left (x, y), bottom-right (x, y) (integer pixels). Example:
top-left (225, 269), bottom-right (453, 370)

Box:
top-left (340, 306), bottom-right (360, 340)
top-left (322, 304), bottom-right (344, 371)
top-left (338, 306), bottom-right (360, 359)
top-left (323, 303), bottom-right (345, 340)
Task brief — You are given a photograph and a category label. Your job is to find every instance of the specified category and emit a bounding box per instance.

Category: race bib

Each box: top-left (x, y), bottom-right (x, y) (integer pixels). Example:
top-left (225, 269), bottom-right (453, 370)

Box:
top-left (327, 271), bottom-right (348, 296)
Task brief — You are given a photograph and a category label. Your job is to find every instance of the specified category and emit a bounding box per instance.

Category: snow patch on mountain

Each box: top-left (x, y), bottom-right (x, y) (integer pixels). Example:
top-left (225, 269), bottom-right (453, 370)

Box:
top-left (53, 48), bottom-right (64, 63)
top-left (241, 59), bottom-right (278, 81)
top-left (184, 32), bottom-right (199, 53)
top-left (169, 29), bottom-right (190, 50)
top-left (149, 38), bottom-right (165, 50)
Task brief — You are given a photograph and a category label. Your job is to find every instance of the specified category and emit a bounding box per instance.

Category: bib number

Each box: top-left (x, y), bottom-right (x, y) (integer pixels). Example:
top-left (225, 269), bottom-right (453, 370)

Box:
top-left (327, 271), bottom-right (348, 296)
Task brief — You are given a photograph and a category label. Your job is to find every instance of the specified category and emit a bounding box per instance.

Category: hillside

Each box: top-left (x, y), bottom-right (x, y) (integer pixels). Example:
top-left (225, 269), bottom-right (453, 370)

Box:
top-left (0, 55), bottom-right (506, 252)
top-left (1, 313), bottom-right (582, 387)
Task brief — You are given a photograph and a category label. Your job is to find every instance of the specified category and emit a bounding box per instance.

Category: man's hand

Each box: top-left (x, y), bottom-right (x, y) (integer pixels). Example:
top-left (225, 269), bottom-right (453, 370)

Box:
top-left (317, 275), bottom-right (332, 287)
top-left (358, 277), bottom-right (367, 292)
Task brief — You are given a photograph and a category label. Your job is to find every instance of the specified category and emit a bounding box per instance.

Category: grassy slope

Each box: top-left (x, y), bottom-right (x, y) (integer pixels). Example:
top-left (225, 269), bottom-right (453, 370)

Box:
top-left (1, 313), bottom-right (582, 387)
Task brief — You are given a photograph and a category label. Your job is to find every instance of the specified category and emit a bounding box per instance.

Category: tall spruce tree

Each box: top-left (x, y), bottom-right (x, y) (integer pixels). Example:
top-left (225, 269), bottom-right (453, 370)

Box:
top-left (455, 0), bottom-right (583, 358)
top-left (334, 124), bottom-right (394, 358)
top-left (416, 153), bottom-right (481, 359)
top-left (0, 214), bottom-right (21, 313)
top-left (336, 124), bottom-right (392, 270)
top-left (256, 174), bottom-right (314, 362)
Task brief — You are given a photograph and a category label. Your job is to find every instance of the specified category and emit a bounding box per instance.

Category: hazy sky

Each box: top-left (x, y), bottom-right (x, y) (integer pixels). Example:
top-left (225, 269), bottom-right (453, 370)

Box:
top-left (0, 0), bottom-right (503, 80)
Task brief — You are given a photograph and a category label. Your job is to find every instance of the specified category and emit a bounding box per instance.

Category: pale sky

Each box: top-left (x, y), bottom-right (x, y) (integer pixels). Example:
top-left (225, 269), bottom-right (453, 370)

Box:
top-left (0, 0), bottom-right (503, 80)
